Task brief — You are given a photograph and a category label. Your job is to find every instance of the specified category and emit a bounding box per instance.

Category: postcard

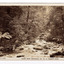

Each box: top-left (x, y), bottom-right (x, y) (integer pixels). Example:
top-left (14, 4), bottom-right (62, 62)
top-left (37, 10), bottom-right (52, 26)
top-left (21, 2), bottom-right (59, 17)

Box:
top-left (0, 4), bottom-right (64, 60)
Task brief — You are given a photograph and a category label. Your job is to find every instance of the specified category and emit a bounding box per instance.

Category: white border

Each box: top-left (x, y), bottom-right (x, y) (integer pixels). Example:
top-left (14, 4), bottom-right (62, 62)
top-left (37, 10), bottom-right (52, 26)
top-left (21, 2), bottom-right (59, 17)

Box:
top-left (0, 0), bottom-right (64, 3)
top-left (0, 61), bottom-right (64, 64)
top-left (0, 3), bottom-right (64, 6)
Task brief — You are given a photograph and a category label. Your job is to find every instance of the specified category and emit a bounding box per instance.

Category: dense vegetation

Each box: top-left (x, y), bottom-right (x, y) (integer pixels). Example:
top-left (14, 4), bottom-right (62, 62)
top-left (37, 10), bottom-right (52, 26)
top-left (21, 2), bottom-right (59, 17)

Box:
top-left (0, 6), bottom-right (64, 52)
top-left (46, 6), bottom-right (64, 43)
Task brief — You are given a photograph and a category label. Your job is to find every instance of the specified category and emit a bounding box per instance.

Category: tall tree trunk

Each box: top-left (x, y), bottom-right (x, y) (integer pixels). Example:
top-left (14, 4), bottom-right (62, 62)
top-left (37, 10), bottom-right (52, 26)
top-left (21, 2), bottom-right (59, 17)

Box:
top-left (26, 6), bottom-right (30, 22)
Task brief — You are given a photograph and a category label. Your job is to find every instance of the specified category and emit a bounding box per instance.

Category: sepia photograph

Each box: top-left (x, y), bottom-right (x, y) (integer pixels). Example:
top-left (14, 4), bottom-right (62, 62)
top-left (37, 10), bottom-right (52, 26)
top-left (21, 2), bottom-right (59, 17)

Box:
top-left (0, 5), bottom-right (64, 60)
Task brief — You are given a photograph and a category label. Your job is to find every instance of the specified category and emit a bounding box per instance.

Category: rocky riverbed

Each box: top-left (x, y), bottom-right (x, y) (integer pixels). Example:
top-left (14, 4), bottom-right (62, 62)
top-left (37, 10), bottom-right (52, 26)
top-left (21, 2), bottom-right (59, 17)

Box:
top-left (0, 39), bottom-right (64, 60)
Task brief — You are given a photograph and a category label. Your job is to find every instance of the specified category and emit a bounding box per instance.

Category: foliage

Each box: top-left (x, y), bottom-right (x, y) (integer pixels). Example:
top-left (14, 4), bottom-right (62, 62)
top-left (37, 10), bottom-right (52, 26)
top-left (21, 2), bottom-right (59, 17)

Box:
top-left (46, 6), bottom-right (64, 43)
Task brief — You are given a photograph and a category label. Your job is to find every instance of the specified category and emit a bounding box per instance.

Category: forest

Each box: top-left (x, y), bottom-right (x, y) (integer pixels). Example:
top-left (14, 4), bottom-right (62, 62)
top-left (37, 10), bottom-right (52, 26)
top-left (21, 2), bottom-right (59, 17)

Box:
top-left (0, 6), bottom-right (64, 58)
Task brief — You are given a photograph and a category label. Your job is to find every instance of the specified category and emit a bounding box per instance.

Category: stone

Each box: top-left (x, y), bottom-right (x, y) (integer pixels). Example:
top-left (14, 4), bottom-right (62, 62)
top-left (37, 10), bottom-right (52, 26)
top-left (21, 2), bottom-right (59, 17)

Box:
top-left (17, 55), bottom-right (24, 58)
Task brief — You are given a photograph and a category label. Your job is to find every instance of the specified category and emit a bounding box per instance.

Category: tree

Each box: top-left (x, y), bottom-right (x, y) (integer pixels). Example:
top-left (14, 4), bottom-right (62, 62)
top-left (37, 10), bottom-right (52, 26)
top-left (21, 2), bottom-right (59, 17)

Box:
top-left (46, 6), bottom-right (64, 43)
top-left (0, 6), bottom-right (22, 51)
top-left (0, 6), bottom-right (22, 34)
